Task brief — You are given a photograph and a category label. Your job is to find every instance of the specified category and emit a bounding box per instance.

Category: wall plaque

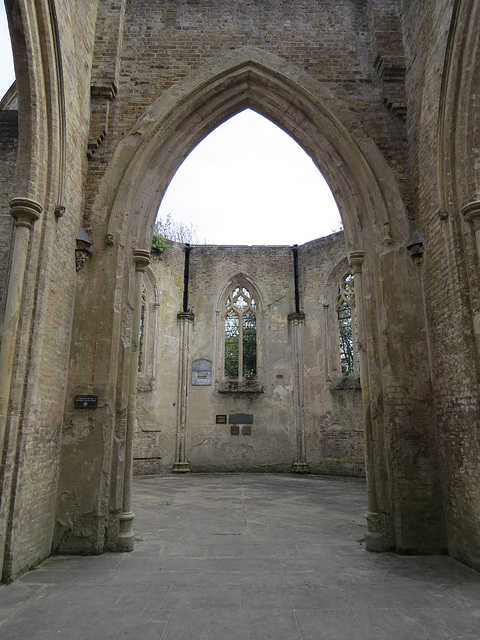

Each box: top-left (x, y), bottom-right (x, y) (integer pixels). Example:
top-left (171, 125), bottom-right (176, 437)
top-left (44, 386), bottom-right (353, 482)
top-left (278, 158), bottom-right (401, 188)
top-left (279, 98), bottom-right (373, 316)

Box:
top-left (192, 359), bottom-right (212, 386)
top-left (216, 415), bottom-right (227, 424)
top-left (229, 413), bottom-right (253, 425)
top-left (74, 395), bottom-right (98, 409)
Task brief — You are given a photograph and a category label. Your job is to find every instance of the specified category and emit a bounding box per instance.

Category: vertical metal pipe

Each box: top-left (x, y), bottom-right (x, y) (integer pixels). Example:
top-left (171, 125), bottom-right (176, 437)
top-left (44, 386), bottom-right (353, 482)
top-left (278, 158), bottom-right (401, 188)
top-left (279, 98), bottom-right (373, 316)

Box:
top-left (292, 244), bottom-right (300, 314)
top-left (183, 244), bottom-right (191, 313)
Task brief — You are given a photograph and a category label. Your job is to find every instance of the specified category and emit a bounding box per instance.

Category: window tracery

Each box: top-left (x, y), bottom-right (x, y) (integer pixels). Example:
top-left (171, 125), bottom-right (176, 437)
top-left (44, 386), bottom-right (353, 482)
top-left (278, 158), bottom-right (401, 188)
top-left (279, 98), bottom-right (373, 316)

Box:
top-left (336, 272), bottom-right (358, 374)
top-left (224, 285), bottom-right (257, 379)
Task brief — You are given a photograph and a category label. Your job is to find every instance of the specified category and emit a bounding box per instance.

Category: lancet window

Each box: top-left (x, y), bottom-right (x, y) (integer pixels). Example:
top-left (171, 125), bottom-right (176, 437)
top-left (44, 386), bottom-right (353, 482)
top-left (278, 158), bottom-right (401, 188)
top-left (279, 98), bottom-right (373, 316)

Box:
top-left (138, 286), bottom-right (147, 372)
top-left (224, 284), bottom-right (257, 380)
top-left (336, 272), bottom-right (358, 374)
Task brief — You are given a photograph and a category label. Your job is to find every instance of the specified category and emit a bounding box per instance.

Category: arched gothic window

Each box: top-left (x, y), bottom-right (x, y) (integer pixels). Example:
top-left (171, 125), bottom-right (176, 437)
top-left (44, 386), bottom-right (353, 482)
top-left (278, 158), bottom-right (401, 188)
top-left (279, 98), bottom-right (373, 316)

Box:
top-left (224, 284), bottom-right (257, 380)
top-left (138, 286), bottom-right (147, 372)
top-left (336, 272), bottom-right (358, 374)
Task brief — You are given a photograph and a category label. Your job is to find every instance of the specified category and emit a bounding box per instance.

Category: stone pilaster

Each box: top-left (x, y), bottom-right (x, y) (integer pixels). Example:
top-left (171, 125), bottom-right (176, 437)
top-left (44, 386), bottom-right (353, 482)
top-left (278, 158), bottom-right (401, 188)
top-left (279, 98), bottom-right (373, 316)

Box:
top-left (349, 250), bottom-right (391, 552)
top-left (0, 198), bottom-right (42, 577)
top-left (289, 312), bottom-right (309, 474)
top-left (117, 249), bottom-right (150, 552)
top-left (172, 312), bottom-right (194, 473)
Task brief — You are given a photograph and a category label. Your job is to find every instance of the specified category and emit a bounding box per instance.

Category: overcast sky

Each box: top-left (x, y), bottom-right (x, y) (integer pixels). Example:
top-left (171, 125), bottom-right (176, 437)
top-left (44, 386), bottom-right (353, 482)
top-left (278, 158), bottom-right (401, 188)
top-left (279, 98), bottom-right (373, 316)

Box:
top-left (0, 7), bottom-right (341, 245)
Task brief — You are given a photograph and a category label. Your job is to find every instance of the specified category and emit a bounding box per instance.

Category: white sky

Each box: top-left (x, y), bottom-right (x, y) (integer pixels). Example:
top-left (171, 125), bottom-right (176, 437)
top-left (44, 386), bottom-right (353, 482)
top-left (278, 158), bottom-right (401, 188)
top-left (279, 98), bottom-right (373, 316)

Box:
top-left (0, 7), bottom-right (341, 245)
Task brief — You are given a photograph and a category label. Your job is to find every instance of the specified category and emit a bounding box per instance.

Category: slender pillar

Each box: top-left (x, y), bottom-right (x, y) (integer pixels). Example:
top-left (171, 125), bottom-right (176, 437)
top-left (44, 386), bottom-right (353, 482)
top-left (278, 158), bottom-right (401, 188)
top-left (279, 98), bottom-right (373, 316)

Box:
top-left (172, 311), bottom-right (194, 473)
top-left (349, 251), bottom-right (388, 551)
top-left (289, 312), bottom-right (309, 473)
top-left (0, 198), bottom-right (42, 577)
top-left (117, 249), bottom-right (150, 552)
top-left (0, 198), bottom-right (42, 472)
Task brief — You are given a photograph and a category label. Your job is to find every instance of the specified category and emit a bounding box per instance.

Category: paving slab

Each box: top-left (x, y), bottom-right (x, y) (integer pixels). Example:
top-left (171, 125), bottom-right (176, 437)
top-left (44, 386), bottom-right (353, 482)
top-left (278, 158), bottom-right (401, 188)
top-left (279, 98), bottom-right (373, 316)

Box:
top-left (0, 473), bottom-right (479, 639)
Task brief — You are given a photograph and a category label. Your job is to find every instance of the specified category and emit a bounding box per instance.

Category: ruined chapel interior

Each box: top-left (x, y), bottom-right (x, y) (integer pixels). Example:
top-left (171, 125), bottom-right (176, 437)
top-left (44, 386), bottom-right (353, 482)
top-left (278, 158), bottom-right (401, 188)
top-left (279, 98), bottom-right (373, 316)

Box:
top-left (0, 0), bottom-right (480, 586)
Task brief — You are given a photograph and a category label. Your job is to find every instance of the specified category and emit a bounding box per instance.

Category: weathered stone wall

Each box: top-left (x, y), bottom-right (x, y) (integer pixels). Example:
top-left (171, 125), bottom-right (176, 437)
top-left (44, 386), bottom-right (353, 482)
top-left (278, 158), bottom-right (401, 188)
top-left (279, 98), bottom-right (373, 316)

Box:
top-left (401, 0), bottom-right (480, 570)
top-left (0, 0), bottom-right (99, 580)
top-left (134, 233), bottom-right (364, 476)
top-left (301, 235), bottom-right (365, 476)
top-left (0, 111), bottom-right (17, 325)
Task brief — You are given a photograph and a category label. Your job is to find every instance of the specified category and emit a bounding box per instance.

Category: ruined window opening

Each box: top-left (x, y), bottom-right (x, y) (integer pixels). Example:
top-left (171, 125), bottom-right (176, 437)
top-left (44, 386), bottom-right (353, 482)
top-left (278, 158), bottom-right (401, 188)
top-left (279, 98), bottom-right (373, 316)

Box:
top-left (138, 287), bottom-right (147, 372)
top-left (336, 272), bottom-right (358, 374)
top-left (224, 285), bottom-right (257, 380)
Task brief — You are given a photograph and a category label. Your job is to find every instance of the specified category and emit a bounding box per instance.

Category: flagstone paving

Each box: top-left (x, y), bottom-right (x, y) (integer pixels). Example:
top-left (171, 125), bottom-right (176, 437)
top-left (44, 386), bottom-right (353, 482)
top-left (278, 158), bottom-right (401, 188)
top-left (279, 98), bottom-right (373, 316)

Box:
top-left (1, 474), bottom-right (479, 639)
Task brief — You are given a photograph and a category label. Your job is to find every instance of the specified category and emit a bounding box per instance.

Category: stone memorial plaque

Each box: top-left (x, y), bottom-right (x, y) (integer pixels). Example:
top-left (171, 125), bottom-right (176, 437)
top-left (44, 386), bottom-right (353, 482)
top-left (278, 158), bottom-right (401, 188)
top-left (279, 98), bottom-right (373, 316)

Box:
top-left (74, 395), bottom-right (98, 409)
top-left (192, 359), bottom-right (212, 386)
top-left (216, 415), bottom-right (227, 424)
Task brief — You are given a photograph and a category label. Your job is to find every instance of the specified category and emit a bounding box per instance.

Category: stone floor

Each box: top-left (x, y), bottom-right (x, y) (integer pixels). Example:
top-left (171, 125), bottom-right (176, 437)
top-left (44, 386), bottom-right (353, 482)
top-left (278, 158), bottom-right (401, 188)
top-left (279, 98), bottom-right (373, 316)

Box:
top-left (1, 474), bottom-right (479, 639)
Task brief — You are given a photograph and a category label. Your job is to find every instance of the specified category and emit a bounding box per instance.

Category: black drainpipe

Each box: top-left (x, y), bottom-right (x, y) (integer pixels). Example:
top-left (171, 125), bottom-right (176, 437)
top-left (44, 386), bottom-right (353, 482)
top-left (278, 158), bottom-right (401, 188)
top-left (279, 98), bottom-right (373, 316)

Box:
top-left (183, 243), bottom-right (191, 312)
top-left (292, 244), bottom-right (300, 314)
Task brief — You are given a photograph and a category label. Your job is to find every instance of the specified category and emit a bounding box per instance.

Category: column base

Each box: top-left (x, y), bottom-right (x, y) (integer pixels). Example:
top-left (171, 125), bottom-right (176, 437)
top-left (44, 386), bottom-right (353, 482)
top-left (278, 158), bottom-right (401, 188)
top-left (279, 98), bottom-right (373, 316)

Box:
top-left (292, 462), bottom-right (310, 474)
top-left (364, 511), bottom-right (395, 553)
top-left (117, 511), bottom-right (135, 552)
top-left (172, 462), bottom-right (191, 473)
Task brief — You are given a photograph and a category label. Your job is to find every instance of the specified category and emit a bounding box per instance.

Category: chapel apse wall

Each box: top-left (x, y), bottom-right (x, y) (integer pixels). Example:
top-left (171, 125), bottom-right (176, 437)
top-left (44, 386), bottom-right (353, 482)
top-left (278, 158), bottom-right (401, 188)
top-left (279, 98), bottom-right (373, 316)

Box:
top-left (134, 234), bottom-right (364, 477)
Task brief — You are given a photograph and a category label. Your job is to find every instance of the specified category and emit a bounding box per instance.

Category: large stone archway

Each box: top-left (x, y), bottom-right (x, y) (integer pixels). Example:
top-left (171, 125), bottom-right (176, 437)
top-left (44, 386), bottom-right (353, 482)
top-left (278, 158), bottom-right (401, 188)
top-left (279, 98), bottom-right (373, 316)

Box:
top-left (56, 49), bottom-right (445, 557)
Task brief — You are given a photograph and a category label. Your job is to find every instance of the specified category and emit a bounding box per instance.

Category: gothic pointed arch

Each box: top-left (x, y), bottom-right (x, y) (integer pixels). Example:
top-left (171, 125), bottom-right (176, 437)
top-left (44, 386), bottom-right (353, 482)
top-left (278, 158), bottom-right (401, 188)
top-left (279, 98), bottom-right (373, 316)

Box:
top-left (95, 47), bottom-right (409, 254)
top-left (78, 46), bottom-right (444, 557)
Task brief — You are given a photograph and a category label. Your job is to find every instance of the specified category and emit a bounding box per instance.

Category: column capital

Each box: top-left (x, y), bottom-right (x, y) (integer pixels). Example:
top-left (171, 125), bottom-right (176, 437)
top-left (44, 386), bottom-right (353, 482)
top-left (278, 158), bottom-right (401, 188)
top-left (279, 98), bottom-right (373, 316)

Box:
top-left (462, 200), bottom-right (480, 231)
top-left (288, 312), bottom-right (305, 324)
top-left (348, 250), bottom-right (365, 274)
top-left (9, 197), bottom-right (42, 229)
top-left (177, 311), bottom-right (195, 323)
top-left (132, 249), bottom-right (150, 272)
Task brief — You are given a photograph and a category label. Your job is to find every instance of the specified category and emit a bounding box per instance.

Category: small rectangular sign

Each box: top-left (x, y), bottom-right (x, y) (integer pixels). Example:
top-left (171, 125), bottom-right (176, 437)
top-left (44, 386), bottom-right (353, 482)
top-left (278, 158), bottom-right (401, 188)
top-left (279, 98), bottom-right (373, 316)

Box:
top-left (229, 413), bottom-right (254, 425)
top-left (216, 415), bottom-right (227, 424)
top-left (74, 395), bottom-right (98, 409)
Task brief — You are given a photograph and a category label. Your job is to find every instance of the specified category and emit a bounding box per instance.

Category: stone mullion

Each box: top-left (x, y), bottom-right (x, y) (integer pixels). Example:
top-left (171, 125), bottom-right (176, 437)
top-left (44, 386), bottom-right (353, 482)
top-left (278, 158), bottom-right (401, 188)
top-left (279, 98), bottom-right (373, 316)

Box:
top-left (238, 310), bottom-right (244, 380)
top-left (117, 249), bottom-right (150, 552)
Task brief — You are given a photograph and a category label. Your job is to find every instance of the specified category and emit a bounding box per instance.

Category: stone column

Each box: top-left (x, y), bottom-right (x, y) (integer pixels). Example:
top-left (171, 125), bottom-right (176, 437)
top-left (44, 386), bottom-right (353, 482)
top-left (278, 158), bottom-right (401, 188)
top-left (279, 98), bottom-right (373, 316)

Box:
top-left (349, 251), bottom-right (386, 551)
top-left (0, 198), bottom-right (42, 472)
top-left (172, 311), bottom-right (194, 473)
top-left (118, 248), bottom-right (150, 552)
top-left (289, 312), bottom-right (309, 473)
top-left (0, 198), bottom-right (42, 577)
